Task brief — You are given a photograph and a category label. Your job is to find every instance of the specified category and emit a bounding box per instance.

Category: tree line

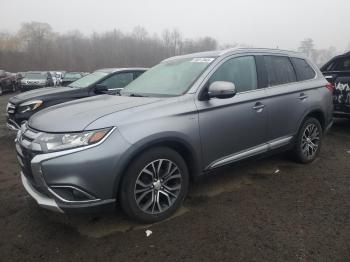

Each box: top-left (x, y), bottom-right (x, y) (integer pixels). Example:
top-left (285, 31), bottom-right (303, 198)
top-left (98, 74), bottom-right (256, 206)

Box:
top-left (0, 22), bottom-right (217, 72)
top-left (0, 22), bottom-right (345, 72)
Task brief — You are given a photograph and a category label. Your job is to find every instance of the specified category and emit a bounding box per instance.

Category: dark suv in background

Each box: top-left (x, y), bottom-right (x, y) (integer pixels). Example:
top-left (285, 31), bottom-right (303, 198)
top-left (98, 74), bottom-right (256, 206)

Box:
top-left (15, 49), bottom-right (333, 223)
top-left (6, 68), bottom-right (147, 130)
top-left (321, 51), bottom-right (350, 118)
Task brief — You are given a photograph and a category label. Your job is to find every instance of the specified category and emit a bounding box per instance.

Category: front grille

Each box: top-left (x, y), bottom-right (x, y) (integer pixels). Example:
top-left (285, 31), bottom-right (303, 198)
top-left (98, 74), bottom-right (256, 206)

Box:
top-left (19, 146), bottom-right (37, 182)
top-left (6, 102), bottom-right (16, 114)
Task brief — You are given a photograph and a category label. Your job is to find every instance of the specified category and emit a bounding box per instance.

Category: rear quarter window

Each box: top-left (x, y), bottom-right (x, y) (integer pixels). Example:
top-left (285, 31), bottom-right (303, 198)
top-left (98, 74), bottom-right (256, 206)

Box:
top-left (291, 58), bottom-right (316, 81)
top-left (263, 56), bottom-right (296, 87)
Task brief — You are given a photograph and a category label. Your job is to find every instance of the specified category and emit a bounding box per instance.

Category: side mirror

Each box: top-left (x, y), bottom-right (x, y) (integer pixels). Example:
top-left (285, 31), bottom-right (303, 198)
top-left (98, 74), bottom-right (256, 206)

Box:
top-left (208, 81), bottom-right (236, 99)
top-left (95, 84), bottom-right (108, 93)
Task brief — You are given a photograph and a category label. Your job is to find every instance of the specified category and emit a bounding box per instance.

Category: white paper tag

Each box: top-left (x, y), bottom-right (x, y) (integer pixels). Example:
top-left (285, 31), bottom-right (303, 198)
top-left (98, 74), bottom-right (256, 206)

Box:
top-left (190, 58), bottom-right (214, 63)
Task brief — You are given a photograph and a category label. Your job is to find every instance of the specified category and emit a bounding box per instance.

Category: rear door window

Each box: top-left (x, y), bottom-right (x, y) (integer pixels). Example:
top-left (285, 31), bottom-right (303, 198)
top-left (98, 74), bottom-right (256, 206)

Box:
top-left (291, 58), bottom-right (316, 81)
top-left (263, 56), bottom-right (296, 86)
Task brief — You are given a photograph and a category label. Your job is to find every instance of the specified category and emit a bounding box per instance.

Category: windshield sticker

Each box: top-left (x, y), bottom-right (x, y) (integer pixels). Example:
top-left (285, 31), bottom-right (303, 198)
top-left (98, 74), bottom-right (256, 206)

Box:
top-left (190, 58), bottom-right (214, 63)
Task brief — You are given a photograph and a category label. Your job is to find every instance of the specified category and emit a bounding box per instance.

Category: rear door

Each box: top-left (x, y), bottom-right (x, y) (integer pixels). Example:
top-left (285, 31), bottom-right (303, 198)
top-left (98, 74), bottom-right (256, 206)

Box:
top-left (262, 55), bottom-right (312, 144)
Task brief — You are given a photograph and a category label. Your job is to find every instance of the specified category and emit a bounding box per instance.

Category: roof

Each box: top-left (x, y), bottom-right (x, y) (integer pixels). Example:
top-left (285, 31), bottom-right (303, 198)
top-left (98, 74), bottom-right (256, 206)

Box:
top-left (95, 68), bottom-right (148, 73)
top-left (163, 48), bottom-right (305, 62)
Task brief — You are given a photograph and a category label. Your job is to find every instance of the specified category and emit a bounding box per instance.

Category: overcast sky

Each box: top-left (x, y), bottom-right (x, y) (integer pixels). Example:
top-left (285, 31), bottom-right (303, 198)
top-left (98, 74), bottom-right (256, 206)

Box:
top-left (1, 0), bottom-right (349, 52)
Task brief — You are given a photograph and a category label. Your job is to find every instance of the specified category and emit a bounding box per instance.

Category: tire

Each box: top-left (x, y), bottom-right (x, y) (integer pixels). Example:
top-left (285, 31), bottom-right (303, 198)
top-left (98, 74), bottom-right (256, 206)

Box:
top-left (119, 147), bottom-right (189, 223)
top-left (292, 117), bottom-right (323, 163)
top-left (0, 86), bottom-right (3, 96)
top-left (11, 84), bottom-right (16, 93)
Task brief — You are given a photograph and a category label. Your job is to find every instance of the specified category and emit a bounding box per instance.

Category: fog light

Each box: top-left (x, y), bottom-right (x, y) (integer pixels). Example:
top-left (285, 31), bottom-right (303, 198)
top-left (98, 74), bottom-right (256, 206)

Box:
top-left (49, 186), bottom-right (98, 202)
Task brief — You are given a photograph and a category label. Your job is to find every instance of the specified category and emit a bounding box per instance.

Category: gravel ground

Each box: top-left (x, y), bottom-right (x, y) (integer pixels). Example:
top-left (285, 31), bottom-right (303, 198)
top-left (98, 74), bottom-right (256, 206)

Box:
top-left (0, 92), bottom-right (349, 262)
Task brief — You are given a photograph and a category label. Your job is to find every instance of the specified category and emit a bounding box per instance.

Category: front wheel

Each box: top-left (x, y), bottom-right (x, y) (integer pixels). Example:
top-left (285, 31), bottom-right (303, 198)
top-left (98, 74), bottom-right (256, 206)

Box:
top-left (292, 117), bottom-right (323, 163)
top-left (119, 147), bottom-right (189, 223)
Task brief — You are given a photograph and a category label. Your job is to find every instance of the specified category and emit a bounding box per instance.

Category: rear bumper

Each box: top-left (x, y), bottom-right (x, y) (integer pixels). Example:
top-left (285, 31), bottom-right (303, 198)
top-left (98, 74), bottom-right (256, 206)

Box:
top-left (333, 110), bottom-right (350, 118)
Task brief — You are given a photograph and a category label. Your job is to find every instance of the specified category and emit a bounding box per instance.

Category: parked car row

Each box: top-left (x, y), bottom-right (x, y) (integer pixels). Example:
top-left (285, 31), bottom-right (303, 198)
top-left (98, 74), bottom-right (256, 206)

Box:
top-left (6, 68), bottom-right (147, 130)
top-left (0, 70), bottom-right (18, 95)
top-left (0, 70), bottom-right (91, 95)
top-left (8, 48), bottom-right (336, 223)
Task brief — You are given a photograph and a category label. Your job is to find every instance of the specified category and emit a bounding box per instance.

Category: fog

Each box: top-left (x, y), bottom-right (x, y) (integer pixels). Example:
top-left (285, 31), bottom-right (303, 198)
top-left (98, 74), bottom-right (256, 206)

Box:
top-left (1, 0), bottom-right (349, 51)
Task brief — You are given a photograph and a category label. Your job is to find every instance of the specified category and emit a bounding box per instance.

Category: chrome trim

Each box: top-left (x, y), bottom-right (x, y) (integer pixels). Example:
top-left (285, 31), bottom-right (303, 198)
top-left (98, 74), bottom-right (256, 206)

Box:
top-left (7, 118), bottom-right (20, 131)
top-left (207, 136), bottom-right (294, 170)
top-left (21, 172), bottom-right (63, 213)
top-left (268, 136), bottom-right (293, 150)
top-left (6, 122), bottom-right (20, 131)
top-left (208, 144), bottom-right (268, 169)
top-left (48, 185), bottom-right (101, 203)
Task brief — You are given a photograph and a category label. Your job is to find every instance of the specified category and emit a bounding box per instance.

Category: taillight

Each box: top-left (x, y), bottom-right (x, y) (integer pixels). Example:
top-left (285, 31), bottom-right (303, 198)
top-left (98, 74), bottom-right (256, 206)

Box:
top-left (326, 82), bottom-right (334, 93)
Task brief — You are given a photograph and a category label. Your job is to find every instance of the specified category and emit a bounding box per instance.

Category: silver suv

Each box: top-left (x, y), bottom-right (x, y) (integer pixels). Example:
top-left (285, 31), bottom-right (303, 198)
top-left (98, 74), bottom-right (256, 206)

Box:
top-left (16, 48), bottom-right (333, 223)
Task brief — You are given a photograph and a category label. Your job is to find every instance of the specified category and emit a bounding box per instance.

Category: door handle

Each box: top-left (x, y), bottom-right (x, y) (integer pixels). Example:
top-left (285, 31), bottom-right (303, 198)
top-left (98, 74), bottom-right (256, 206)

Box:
top-left (252, 102), bottom-right (265, 112)
top-left (299, 93), bottom-right (308, 100)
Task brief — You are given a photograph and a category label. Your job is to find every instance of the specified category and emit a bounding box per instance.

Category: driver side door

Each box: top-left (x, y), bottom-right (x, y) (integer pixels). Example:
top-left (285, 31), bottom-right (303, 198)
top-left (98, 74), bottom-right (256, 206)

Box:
top-left (196, 55), bottom-right (269, 169)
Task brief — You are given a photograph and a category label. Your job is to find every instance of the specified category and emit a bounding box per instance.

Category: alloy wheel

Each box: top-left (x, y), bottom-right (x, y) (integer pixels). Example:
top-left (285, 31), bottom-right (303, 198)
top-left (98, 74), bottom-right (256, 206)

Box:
top-left (134, 159), bottom-right (182, 214)
top-left (301, 123), bottom-right (320, 158)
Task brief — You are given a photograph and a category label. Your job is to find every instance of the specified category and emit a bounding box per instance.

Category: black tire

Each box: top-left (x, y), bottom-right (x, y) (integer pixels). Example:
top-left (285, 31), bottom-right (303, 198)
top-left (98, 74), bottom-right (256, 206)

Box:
top-left (119, 147), bottom-right (189, 223)
top-left (0, 86), bottom-right (3, 96)
top-left (292, 117), bottom-right (323, 163)
top-left (11, 84), bottom-right (16, 93)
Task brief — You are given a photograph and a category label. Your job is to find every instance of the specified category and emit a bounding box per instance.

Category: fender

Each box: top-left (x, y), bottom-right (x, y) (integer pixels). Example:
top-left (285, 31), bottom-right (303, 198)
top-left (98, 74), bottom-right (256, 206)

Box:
top-left (111, 131), bottom-right (203, 197)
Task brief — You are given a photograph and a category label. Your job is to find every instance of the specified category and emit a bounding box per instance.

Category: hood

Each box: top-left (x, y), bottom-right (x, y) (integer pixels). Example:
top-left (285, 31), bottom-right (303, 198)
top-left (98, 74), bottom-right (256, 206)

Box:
top-left (9, 86), bottom-right (79, 105)
top-left (29, 95), bottom-right (161, 132)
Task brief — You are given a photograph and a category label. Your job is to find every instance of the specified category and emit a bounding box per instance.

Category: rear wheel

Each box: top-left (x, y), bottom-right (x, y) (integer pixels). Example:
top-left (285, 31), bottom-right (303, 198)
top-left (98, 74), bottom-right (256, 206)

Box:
top-left (292, 117), bottom-right (322, 163)
top-left (119, 147), bottom-right (189, 223)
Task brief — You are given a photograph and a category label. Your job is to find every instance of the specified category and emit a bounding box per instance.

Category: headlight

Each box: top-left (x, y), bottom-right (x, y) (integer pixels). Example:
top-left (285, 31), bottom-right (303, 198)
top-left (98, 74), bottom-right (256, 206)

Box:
top-left (34, 128), bottom-right (112, 152)
top-left (18, 100), bottom-right (43, 113)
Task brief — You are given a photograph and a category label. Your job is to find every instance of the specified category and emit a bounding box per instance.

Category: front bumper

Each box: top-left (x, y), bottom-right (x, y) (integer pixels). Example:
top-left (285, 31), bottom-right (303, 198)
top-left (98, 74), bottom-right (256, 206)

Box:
top-left (16, 126), bottom-right (130, 213)
top-left (21, 172), bottom-right (63, 212)
top-left (6, 118), bottom-right (20, 131)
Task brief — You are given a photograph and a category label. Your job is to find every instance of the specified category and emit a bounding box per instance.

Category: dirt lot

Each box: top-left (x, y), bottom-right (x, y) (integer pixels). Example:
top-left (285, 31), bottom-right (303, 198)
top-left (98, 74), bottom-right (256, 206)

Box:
top-left (0, 93), bottom-right (349, 262)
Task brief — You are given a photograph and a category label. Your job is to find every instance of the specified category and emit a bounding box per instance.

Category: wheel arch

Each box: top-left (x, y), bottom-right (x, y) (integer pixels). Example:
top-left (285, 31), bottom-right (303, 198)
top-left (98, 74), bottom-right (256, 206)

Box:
top-left (113, 134), bottom-right (202, 198)
top-left (302, 109), bottom-right (326, 130)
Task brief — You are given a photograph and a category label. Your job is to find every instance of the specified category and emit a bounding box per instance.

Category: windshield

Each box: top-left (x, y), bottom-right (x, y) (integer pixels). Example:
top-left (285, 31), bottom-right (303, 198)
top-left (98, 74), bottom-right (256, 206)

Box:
top-left (25, 73), bottom-right (46, 79)
top-left (64, 72), bottom-right (82, 79)
top-left (69, 72), bottom-right (108, 88)
top-left (121, 57), bottom-right (215, 96)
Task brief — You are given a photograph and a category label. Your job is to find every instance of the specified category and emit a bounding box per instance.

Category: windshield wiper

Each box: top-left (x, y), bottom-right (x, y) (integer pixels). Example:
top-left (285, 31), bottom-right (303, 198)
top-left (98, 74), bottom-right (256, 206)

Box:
top-left (129, 93), bottom-right (147, 97)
